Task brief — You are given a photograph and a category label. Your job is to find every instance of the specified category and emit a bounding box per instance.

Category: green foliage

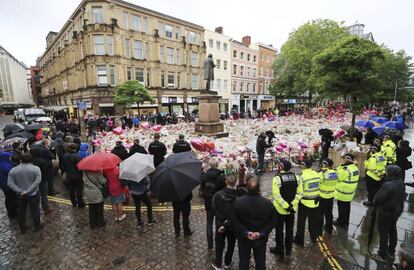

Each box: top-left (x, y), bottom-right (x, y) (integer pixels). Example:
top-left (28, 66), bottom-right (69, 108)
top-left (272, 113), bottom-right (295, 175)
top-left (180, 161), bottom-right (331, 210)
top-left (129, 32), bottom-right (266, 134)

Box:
top-left (113, 80), bottom-right (153, 108)
top-left (271, 19), bottom-right (350, 100)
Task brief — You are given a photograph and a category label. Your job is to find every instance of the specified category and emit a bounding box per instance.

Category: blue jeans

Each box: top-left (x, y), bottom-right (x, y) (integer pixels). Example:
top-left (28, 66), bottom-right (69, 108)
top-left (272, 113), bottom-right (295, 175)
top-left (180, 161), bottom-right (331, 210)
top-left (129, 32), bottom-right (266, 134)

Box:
top-left (17, 192), bottom-right (41, 232)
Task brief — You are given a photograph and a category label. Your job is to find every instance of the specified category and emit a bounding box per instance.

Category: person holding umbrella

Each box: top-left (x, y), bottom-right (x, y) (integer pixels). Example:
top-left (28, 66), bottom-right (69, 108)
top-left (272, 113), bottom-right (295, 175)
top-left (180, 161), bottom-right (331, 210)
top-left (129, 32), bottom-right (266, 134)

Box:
top-left (103, 165), bottom-right (126, 222)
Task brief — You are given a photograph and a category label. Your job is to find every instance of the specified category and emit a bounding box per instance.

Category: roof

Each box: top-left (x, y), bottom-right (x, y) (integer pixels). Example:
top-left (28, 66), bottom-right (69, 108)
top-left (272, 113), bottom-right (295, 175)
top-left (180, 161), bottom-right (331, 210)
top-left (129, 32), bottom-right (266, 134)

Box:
top-left (0, 45), bottom-right (28, 69)
top-left (251, 42), bottom-right (277, 52)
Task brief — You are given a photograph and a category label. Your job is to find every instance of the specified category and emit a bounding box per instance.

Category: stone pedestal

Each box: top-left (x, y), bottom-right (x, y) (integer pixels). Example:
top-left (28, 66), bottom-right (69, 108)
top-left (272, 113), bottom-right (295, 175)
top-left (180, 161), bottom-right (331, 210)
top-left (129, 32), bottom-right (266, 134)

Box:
top-left (195, 91), bottom-right (228, 137)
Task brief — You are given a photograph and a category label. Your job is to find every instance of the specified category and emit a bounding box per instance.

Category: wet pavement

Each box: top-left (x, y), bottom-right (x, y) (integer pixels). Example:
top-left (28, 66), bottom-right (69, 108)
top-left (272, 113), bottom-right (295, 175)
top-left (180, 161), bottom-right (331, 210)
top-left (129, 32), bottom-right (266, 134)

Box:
top-left (0, 115), bottom-right (413, 269)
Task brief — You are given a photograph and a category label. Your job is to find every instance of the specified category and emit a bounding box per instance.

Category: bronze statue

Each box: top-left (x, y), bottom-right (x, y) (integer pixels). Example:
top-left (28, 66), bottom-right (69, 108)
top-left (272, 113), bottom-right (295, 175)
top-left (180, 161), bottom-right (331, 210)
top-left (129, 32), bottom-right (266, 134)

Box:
top-left (203, 54), bottom-right (215, 91)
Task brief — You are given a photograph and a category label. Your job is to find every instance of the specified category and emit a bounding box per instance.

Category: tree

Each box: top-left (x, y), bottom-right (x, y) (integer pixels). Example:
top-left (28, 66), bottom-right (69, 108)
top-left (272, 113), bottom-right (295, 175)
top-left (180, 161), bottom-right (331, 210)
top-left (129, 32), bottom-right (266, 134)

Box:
top-left (271, 19), bottom-right (350, 104)
top-left (113, 81), bottom-right (153, 112)
top-left (312, 36), bottom-right (384, 138)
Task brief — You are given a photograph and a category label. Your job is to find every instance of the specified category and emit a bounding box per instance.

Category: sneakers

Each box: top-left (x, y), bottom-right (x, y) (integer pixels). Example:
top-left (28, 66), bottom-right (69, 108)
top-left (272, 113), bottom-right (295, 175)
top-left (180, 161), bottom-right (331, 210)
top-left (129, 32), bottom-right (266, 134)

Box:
top-left (137, 221), bottom-right (144, 229)
top-left (363, 201), bottom-right (373, 206)
top-left (224, 263), bottom-right (232, 270)
top-left (368, 251), bottom-right (387, 262)
top-left (269, 247), bottom-right (283, 256)
top-left (147, 219), bottom-right (157, 226)
top-left (118, 214), bottom-right (126, 222)
top-left (211, 263), bottom-right (222, 270)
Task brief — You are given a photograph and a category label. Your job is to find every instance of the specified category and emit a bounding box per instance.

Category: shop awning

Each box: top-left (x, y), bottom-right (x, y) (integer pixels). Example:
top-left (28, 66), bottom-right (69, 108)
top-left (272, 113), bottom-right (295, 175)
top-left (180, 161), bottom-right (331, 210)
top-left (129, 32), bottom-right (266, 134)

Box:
top-left (43, 105), bottom-right (69, 112)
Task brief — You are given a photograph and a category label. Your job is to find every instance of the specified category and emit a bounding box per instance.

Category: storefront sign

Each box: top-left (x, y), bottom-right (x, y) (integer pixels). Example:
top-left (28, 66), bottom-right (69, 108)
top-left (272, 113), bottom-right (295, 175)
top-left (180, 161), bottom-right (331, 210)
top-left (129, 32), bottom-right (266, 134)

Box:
top-left (161, 97), bottom-right (169, 103)
top-left (187, 97), bottom-right (198, 103)
top-left (259, 95), bottom-right (275, 100)
top-left (219, 99), bottom-right (229, 104)
top-left (177, 97), bottom-right (184, 103)
top-left (169, 97), bottom-right (177, 103)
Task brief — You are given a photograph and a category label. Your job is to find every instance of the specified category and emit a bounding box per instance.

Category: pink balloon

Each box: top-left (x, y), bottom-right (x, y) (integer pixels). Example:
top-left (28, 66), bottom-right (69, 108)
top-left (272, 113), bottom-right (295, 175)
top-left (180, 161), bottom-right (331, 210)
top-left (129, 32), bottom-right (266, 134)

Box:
top-left (191, 139), bottom-right (207, 152)
top-left (140, 122), bottom-right (150, 129)
top-left (152, 125), bottom-right (161, 132)
top-left (275, 146), bottom-right (284, 152)
top-left (113, 127), bottom-right (123, 135)
top-left (279, 143), bottom-right (287, 149)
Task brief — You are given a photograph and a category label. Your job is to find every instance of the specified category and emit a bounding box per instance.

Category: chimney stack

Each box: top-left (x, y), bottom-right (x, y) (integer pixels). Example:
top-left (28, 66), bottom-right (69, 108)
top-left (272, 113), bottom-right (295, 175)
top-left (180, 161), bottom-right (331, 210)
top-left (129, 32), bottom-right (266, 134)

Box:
top-left (215, 26), bottom-right (223, 34)
top-left (242, 36), bottom-right (251, 47)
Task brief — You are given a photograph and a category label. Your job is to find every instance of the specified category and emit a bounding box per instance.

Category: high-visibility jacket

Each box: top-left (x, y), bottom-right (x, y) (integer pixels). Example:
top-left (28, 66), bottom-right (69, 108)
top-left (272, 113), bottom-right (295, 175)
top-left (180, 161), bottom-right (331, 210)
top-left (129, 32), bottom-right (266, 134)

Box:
top-left (364, 152), bottom-right (386, 181)
top-left (335, 163), bottom-right (359, 202)
top-left (381, 140), bottom-right (396, 165)
top-left (319, 168), bottom-right (338, 199)
top-left (272, 171), bottom-right (303, 215)
top-left (300, 168), bottom-right (321, 208)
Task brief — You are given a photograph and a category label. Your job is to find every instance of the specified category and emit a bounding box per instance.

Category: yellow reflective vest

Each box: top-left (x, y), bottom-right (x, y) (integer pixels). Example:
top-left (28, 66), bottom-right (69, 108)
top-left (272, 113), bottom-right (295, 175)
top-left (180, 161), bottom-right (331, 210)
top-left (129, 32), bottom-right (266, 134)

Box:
top-left (381, 140), bottom-right (396, 165)
top-left (319, 168), bottom-right (338, 199)
top-left (364, 152), bottom-right (386, 181)
top-left (300, 169), bottom-right (321, 208)
top-left (335, 163), bottom-right (359, 202)
top-left (272, 172), bottom-right (303, 215)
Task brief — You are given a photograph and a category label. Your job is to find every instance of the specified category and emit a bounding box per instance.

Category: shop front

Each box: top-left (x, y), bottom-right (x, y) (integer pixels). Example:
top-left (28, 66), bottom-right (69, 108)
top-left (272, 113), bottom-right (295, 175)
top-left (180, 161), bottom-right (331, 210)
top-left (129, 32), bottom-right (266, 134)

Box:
top-left (218, 99), bottom-right (229, 113)
top-left (259, 95), bottom-right (275, 110)
top-left (187, 97), bottom-right (199, 114)
top-left (230, 95), bottom-right (240, 113)
top-left (240, 95), bottom-right (259, 113)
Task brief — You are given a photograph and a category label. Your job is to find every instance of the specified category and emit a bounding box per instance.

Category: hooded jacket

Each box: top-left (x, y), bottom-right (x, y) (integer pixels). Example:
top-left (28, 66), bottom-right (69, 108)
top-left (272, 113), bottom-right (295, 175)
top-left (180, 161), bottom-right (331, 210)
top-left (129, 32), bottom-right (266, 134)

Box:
top-left (128, 144), bottom-right (148, 157)
top-left (78, 143), bottom-right (91, 160)
top-left (200, 168), bottom-right (226, 211)
top-left (373, 165), bottom-right (406, 217)
top-left (62, 149), bottom-right (83, 180)
top-left (111, 145), bottom-right (129, 161)
top-left (212, 187), bottom-right (239, 231)
top-left (396, 140), bottom-right (412, 171)
top-left (0, 152), bottom-right (14, 191)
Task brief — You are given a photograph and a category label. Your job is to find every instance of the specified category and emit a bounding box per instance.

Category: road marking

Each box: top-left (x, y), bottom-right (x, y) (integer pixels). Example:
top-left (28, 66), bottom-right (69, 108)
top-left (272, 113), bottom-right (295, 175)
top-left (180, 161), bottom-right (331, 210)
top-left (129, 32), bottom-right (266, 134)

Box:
top-left (317, 236), bottom-right (343, 270)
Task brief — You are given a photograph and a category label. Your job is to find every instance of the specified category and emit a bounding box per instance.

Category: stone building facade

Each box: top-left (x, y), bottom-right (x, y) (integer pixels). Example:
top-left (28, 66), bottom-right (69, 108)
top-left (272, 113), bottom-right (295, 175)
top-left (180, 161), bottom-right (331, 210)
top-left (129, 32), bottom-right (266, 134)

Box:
top-left (38, 0), bottom-right (206, 116)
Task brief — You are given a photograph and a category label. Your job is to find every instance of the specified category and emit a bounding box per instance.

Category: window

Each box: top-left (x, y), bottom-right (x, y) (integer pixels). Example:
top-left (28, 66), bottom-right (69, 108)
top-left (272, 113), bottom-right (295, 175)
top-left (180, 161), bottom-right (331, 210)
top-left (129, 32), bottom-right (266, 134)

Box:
top-left (191, 74), bottom-right (199, 89)
top-left (159, 45), bottom-right (164, 62)
top-left (94, 35), bottom-right (105, 55)
top-left (92, 7), bottom-right (103, 24)
top-left (209, 39), bottom-right (213, 48)
top-left (123, 12), bottom-right (129, 29)
top-left (253, 55), bottom-right (257, 62)
top-left (240, 52), bottom-right (244, 60)
top-left (223, 43), bottom-right (228, 51)
top-left (232, 81), bottom-right (237, 92)
top-left (247, 67), bottom-right (251, 77)
top-left (260, 67), bottom-right (264, 76)
top-left (266, 68), bottom-right (269, 77)
top-left (107, 36), bottom-right (113, 55)
top-left (216, 59), bottom-right (221, 69)
top-left (253, 68), bottom-right (257, 78)
top-left (135, 68), bottom-right (144, 84)
top-left (265, 82), bottom-right (269, 93)
top-left (247, 54), bottom-right (250, 61)
top-left (146, 70), bottom-right (150, 87)
top-left (240, 82), bottom-right (244, 92)
top-left (145, 42), bottom-right (150, 59)
top-left (161, 71), bottom-right (165, 87)
top-left (191, 52), bottom-right (198, 67)
top-left (124, 38), bottom-right (130, 57)
top-left (176, 49), bottom-right (180, 64)
top-left (233, 64), bottom-right (237, 75)
top-left (253, 83), bottom-right (256, 92)
top-left (240, 66), bottom-right (244, 76)
top-left (223, 60), bottom-right (228, 70)
top-left (184, 51), bottom-right (187, 65)
top-left (261, 52), bottom-right (264, 61)
top-left (223, 79), bottom-right (228, 91)
top-left (188, 31), bottom-right (197, 43)
top-left (165, 24), bottom-right (173, 38)
top-left (246, 83), bottom-right (250, 92)
top-left (133, 40), bottom-right (143, 59)
top-left (132, 15), bottom-right (141, 31)
top-left (158, 23), bottom-right (164, 37)
top-left (267, 55), bottom-right (270, 63)
top-left (109, 65), bottom-right (115, 85)
top-left (127, 67), bottom-right (132, 80)
top-left (233, 50), bottom-right (237, 58)
top-left (216, 41), bottom-right (221, 50)
top-left (216, 79), bottom-right (221, 91)
top-left (177, 73), bottom-right (181, 88)
top-left (143, 17), bottom-right (148, 33)
top-left (167, 72), bottom-right (175, 87)
top-left (175, 27), bottom-right (181, 40)
top-left (97, 65), bottom-right (107, 85)
top-left (166, 47), bottom-right (174, 64)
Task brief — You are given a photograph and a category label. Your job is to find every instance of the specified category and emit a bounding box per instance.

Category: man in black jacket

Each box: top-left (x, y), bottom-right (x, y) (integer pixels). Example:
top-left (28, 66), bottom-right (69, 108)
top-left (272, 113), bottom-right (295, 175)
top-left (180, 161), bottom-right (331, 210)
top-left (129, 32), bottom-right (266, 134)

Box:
top-left (233, 175), bottom-right (276, 270)
top-left (111, 141), bottom-right (129, 161)
top-left (30, 139), bottom-right (58, 195)
top-left (211, 175), bottom-right (239, 270)
top-left (128, 139), bottom-right (148, 156)
top-left (370, 165), bottom-right (406, 262)
top-left (256, 132), bottom-right (271, 174)
top-left (62, 143), bottom-right (85, 208)
top-left (148, 133), bottom-right (167, 167)
top-left (172, 134), bottom-right (192, 153)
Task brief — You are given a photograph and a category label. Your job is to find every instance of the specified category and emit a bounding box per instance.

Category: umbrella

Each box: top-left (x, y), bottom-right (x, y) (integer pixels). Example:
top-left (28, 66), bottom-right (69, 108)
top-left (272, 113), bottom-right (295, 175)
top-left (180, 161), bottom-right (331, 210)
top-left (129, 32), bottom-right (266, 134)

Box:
top-left (119, 153), bottom-right (155, 182)
top-left (35, 117), bottom-right (53, 122)
top-left (0, 137), bottom-right (27, 152)
top-left (77, 152), bottom-right (121, 171)
top-left (151, 152), bottom-right (202, 202)
top-left (355, 120), bottom-right (380, 129)
top-left (2, 123), bottom-right (25, 133)
top-left (372, 126), bottom-right (386, 136)
top-left (372, 117), bottom-right (388, 124)
top-left (369, 114), bottom-right (377, 119)
top-left (25, 123), bottom-right (46, 131)
top-left (382, 121), bottom-right (407, 130)
top-left (5, 131), bottom-right (35, 140)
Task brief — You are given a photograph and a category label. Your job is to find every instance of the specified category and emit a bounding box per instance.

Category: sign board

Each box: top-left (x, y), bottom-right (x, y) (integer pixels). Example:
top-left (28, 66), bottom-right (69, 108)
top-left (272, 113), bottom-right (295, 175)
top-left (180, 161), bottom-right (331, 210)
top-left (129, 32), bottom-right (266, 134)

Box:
top-left (77, 101), bottom-right (87, 110)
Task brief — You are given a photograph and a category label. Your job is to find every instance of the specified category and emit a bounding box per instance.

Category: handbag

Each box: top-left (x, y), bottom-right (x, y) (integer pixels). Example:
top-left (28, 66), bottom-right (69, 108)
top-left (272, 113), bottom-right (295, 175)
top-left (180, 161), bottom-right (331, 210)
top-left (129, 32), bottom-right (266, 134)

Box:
top-left (86, 172), bottom-right (109, 199)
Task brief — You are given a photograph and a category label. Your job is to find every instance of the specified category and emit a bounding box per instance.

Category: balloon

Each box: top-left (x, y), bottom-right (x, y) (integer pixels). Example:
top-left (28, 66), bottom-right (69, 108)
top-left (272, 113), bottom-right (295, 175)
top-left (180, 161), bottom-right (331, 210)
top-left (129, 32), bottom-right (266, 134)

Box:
top-left (152, 125), bottom-right (162, 132)
top-left (279, 143), bottom-right (288, 149)
top-left (205, 141), bottom-right (215, 151)
top-left (101, 131), bottom-right (107, 137)
top-left (268, 116), bottom-right (275, 121)
top-left (113, 127), bottom-right (123, 135)
top-left (275, 146), bottom-right (284, 152)
top-left (140, 122), bottom-right (150, 129)
top-left (191, 139), bottom-right (207, 152)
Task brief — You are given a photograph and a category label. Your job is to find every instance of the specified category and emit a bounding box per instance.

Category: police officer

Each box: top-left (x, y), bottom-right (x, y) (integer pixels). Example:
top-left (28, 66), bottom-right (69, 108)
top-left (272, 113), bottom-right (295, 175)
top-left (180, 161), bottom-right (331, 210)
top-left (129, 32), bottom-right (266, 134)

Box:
top-left (270, 160), bottom-right (303, 260)
top-left (363, 145), bottom-right (386, 206)
top-left (381, 134), bottom-right (396, 165)
top-left (172, 134), bottom-right (192, 153)
top-left (319, 158), bottom-right (338, 234)
top-left (148, 133), bottom-right (167, 167)
top-left (293, 159), bottom-right (322, 246)
top-left (333, 153), bottom-right (360, 228)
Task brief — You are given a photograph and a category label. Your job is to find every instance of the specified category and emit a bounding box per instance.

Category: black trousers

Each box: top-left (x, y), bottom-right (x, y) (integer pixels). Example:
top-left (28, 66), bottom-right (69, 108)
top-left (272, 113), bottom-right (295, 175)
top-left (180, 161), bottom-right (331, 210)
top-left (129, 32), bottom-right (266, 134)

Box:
top-left (377, 213), bottom-right (398, 256)
top-left (319, 197), bottom-right (334, 233)
top-left (39, 180), bottom-right (49, 211)
top-left (215, 230), bottom-right (236, 267)
top-left (88, 202), bottom-right (105, 229)
top-left (17, 192), bottom-right (41, 232)
top-left (238, 238), bottom-right (267, 270)
top-left (2, 189), bottom-right (17, 219)
top-left (257, 154), bottom-right (265, 171)
top-left (68, 178), bottom-right (84, 206)
top-left (295, 203), bottom-right (322, 244)
top-left (45, 163), bottom-right (55, 194)
top-left (131, 192), bottom-right (153, 223)
top-left (206, 209), bottom-right (215, 248)
top-left (366, 176), bottom-right (383, 202)
top-left (337, 200), bottom-right (351, 226)
top-left (172, 200), bottom-right (191, 234)
top-left (274, 211), bottom-right (294, 255)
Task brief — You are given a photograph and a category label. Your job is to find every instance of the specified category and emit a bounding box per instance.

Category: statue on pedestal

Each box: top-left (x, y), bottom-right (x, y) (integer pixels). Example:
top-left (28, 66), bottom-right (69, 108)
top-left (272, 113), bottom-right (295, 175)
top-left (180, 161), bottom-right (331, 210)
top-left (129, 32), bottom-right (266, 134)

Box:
top-left (203, 54), bottom-right (215, 92)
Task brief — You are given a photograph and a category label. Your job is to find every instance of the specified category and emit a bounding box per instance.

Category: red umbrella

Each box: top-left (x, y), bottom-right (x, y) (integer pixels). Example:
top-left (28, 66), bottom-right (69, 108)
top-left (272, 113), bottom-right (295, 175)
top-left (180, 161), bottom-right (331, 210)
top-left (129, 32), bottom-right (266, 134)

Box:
top-left (77, 152), bottom-right (121, 171)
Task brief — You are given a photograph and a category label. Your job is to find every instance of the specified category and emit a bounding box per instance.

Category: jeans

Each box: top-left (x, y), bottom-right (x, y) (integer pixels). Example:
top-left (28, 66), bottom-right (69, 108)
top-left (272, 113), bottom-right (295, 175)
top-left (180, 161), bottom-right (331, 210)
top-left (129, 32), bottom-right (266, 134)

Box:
top-left (337, 200), bottom-right (351, 226)
top-left (366, 176), bottom-right (383, 202)
top-left (206, 209), bottom-right (215, 248)
top-left (295, 203), bottom-right (322, 244)
top-left (172, 200), bottom-right (191, 234)
top-left (1, 189), bottom-right (17, 219)
top-left (257, 154), bottom-right (265, 171)
top-left (68, 178), bottom-right (84, 206)
top-left (88, 202), bottom-right (105, 229)
top-left (238, 238), bottom-right (267, 270)
top-left (131, 192), bottom-right (153, 223)
top-left (319, 197), bottom-right (334, 233)
top-left (39, 180), bottom-right (49, 211)
top-left (215, 230), bottom-right (236, 267)
top-left (274, 211), bottom-right (294, 255)
top-left (377, 213), bottom-right (398, 256)
top-left (17, 192), bottom-right (41, 232)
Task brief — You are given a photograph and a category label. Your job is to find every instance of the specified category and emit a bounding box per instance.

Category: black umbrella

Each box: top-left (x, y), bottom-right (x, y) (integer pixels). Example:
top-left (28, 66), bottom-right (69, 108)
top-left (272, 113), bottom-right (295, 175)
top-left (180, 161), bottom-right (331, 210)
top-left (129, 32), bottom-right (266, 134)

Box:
top-left (151, 152), bottom-right (202, 202)
top-left (25, 123), bottom-right (46, 131)
top-left (2, 123), bottom-right (25, 133)
top-left (5, 131), bottom-right (35, 140)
